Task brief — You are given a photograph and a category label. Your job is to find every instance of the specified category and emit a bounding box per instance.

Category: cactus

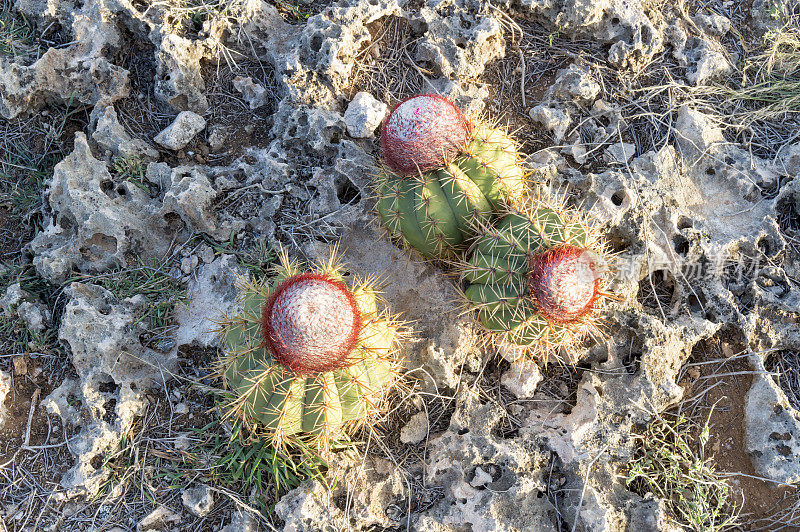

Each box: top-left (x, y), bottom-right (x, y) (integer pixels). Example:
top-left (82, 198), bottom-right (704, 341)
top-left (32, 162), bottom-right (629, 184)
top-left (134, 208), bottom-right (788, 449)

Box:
top-left (218, 251), bottom-right (402, 451)
top-left (375, 94), bottom-right (528, 259)
top-left (460, 201), bottom-right (611, 362)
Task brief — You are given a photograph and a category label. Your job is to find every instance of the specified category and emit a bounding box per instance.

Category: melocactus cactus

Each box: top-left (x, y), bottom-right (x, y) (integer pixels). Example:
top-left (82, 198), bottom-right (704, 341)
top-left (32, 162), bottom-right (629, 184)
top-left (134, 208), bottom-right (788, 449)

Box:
top-left (375, 94), bottom-right (527, 259)
top-left (218, 251), bottom-right (401, 450)
top-left (460, 201), bottom-right (611, 362)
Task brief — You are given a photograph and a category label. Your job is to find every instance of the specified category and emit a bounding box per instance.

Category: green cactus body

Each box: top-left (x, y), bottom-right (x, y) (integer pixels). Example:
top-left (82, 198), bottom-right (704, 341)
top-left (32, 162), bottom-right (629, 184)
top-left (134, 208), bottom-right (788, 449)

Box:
top-left (461, 205), bottom-right (607, 362)
top-left (376, 124), bottom-right (527, 259)
top-left (220, 254), bottom-right (399, 449)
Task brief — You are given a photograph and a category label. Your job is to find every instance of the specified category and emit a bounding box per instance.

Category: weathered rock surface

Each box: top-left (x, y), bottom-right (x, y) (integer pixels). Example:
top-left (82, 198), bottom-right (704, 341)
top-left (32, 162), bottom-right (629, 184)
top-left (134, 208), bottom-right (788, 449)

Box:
top-left (30, 133), bottom-right (170, 284)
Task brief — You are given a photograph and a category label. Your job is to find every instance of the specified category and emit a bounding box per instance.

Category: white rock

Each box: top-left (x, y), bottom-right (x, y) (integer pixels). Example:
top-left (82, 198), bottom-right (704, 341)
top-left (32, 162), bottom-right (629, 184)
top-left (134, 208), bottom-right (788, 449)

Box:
top-left (529, 104), bottom-right (571, 142)
top-left (154, 111), bottom-right (207, 150)
top-left (174, 255), bottom-right (245, 348)
top-left (604, 142), bottom-right (636, 164)
top-left (233, 76), bottom-right (270, 110)
top-left (0, 371), bottom-right (10, 430)
top-left (400, 411), bottom-right (429, 444)
top-left (219, 510), bottom-right (259, 532)
top-left (137, 506), bottom-right (181, 532)
top-left (181, 483), bottom-right (214, 517)
top-left (344, 92), bottom-right (387, 138)
top-left (501, 360), bottom-right (543, 399)
top-left (469, 466), bottom-right (493, 488)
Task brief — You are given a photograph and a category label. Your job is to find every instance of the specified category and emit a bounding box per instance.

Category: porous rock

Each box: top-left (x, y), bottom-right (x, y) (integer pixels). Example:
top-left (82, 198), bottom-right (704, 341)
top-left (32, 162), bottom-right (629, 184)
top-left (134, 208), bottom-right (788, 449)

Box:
top-left (174, 254), bottom-right (245, 348)
top-left (745, 353), bottom-right (800, 484)
top-left (29, 133), bottom-right (170, 284)
top-left (41, 281), bottom-right (178, 498)
top-left (275, 455), bottom-right (406, 531)
top-left (0, 5), bottom-right (127, 118)
top-left (90, 104), bottom-right (159, 161)
top-left (416, 0), bottom-right (505, 80)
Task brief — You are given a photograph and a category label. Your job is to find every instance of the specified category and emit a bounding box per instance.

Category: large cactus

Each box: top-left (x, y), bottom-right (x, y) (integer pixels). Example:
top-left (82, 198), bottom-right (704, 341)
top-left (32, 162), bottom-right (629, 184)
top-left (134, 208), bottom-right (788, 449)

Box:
top-left (218, 251), bottom-right (401, 451)
top-left (460, 201), bottom-right (610, 362)
top-left (375, 94), bottom-right (528, 259)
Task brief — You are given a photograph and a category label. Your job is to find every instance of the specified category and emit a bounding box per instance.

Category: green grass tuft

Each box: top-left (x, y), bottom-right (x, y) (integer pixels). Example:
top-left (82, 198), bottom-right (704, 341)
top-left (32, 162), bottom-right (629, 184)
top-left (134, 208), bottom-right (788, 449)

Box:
top-left (626, 408), bottom-right (739, 531)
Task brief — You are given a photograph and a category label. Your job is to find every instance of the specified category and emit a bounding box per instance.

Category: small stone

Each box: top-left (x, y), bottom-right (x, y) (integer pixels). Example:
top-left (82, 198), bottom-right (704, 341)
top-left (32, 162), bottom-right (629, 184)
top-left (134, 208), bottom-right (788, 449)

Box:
top-left (0, 371), bottom-right (11, 429)
top-left (197, 244), bottom-right (216, 265)
top-left (174, 402), bottom-right (188, 414)
top-left (17, 301), bottom-right (47, 332)
top-left (180, 255), bottom-right (199, 274)
top-left (174, 433), bottom-right (192, 451)
top-left (154, 111), bottom-right (207, 151)
top-left (551, 64), bottom-right (601, 102)
top-left (604, 142), bottom-right (636, 164)
top-left (208, 127), bottom-right (228, 153)
top-left (219, 510), bottom-right (259, 532)
top-left (181, 483), bottom-right (214, 517)
top-left (400, 411), bottom-right (429, 444)
top-left (501, 360), bottom-right (543, 399)
top-left (470, 466), bottom-right (493, 488)
top-left (233, 76), bottom-right (270, 110)
top-left (344, 92), bottom-right (388, 138)
top-left (529, 104), bottom-right (571, 143)
top-left (136, 506), bottom-right (181, 532)
top-left (12, 356), bottom-right (27, 376)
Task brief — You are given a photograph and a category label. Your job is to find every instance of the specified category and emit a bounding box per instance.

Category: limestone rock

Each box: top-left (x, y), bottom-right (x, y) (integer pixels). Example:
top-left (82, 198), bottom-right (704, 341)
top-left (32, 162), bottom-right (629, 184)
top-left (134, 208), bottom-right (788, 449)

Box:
top-left (90, 104), bottom-right (159, 162)
top-left (745, 358), bottom-right (800, 484)
top-left (181, 483), bottom-right (214, 517)
top-left (416, 0), bottom-right (505, 80)
top-left (501, 360), bottom-right (543, 399)
top-left (174, 255), bottom-right (245, 349)
top-left (233, 76), bottom-right (271, 110)
top-left (344, 91), bottom-right (387, 138)
top-left (29, 133), bottom-right (169, 284)
top-left (0, 371), bottom-right (10, 430)
top-left (154, 111), bottom-right (207, 150)
top-left (137, 506), bottom-right (182, 532)
top-left (400, 411), bottom-right (429, 444)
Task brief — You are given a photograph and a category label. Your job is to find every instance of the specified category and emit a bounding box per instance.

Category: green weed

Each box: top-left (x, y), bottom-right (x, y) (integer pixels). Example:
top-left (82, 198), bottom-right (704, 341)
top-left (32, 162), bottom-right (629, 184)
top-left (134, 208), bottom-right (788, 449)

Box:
top-left (112, 155), bottom-right (152, 194)
top-left (625, 409), bottom-right (739, 531)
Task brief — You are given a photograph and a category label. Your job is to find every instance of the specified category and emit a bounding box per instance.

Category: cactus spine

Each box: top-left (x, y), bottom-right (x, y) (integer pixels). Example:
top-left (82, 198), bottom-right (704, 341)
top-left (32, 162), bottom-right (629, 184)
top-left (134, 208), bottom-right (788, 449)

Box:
top-left (460, 200), bottom-right (610, 362)
top-left (219, 251), bottom-right (401, 451)
top-left (375, 94), bottom-right (527, 259)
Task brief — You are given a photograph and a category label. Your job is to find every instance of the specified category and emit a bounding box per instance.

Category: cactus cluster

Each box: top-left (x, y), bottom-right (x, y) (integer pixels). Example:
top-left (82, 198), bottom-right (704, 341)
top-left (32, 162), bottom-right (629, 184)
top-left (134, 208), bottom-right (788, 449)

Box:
top-left (375, 94), bottom-right (527, 258)
top-left (374, 94), bottom-right (612, 362)
top-left (217, 93), bottom-right (613, 457)
top-left (219, 251), bottom-right (401, 451)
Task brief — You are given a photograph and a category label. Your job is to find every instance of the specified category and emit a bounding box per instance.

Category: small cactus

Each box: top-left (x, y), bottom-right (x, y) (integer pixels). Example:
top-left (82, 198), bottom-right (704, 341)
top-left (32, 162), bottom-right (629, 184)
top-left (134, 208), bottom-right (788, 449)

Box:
top-left (460, 201), bottom-right (611, 362)
top-left (218, 251), bottom-right (402, 451)
top-left (375, 94), bottom-right (527, 259)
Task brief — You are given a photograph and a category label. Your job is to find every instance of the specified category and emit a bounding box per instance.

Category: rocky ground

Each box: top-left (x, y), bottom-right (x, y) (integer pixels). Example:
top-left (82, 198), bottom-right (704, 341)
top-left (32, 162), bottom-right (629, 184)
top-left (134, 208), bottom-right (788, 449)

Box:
top-left (0, 0), bottom-right (798, 530)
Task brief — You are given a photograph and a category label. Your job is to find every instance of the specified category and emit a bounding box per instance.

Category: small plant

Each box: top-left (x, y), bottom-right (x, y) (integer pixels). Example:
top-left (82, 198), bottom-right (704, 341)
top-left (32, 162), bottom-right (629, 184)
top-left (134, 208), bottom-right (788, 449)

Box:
top-left (375, 94), bottom-right (527, 259)
top-left (112, 155), bottom-right (151, 194)
top-left (0, 6), bottom-right (34, 58)
top-left (459, 199), bottom-right (611, 363)
top-left (626, 409), bottom-right (739, 531)
top-left (217, 249), bottom-right (404, 453)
